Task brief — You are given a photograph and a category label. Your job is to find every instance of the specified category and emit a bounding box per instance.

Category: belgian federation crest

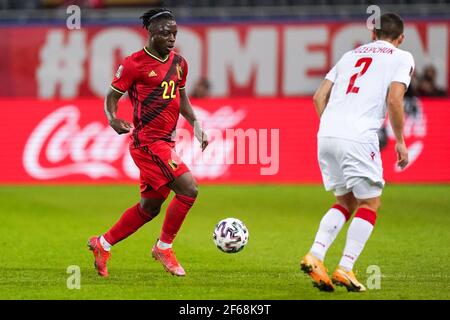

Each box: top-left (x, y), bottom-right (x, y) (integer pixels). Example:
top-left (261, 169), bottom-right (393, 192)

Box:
top-left (176, 63), bottom-right (183, 80)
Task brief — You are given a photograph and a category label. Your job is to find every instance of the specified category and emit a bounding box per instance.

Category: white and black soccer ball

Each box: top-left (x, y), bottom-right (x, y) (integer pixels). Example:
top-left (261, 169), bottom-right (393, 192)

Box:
top-left (213, 218), bottom-right (249, 253)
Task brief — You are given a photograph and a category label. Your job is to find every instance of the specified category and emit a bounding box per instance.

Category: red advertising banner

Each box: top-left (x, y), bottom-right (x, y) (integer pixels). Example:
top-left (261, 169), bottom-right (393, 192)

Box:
top-left (0, 21), bottom-right (448, 98)
top-left (0, 98), bottom-right (449, 184)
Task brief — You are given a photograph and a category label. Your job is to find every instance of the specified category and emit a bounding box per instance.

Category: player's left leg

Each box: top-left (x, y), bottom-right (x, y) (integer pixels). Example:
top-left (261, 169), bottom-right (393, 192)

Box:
top-left (332, 181), bottom-right (381, 292)
top-left (162, 171), bottom-right (198, 242)
top-left (152, 172), bottom-right (198, 276)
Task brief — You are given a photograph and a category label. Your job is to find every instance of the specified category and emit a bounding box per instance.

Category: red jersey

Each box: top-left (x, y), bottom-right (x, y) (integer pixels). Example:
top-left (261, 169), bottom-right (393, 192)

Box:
top-left (111, 47), bottom-right (188, 148)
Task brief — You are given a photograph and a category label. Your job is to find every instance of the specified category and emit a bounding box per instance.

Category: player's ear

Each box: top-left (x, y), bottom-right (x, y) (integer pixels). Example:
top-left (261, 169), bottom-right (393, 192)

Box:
top-left (397, 34), bottom-right (405, 46)
top-left (147, 23), bottom-right (155, 36)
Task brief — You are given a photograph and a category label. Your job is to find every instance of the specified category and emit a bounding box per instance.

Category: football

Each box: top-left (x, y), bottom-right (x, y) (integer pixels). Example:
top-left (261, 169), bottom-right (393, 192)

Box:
top-left (213, 217), bottom-right (249, 253)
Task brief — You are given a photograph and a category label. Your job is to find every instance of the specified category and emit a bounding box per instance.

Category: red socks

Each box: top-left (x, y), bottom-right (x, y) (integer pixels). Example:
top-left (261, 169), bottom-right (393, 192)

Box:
top-left (103, 203), bottom-right (155, 245)
top-left (159, 194), bottom-right (196, 244)
top-left (103, 194), bottom-right (196, 247)
top-left (354, 207), bottom-right (377, 225)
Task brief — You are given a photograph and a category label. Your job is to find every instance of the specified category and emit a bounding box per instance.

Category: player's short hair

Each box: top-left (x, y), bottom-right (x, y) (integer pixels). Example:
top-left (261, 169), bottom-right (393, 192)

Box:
top-left (140, 8), bottom-right (175, 30)
top-left (375, 13), bottom-right (404, 40)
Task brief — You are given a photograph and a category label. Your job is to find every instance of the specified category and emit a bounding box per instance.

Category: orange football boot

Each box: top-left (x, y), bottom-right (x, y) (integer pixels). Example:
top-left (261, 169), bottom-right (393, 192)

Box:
top-left (87, 236), bottom-right (111, 277)
top-left (332, 267), bottom-right (367, 292)
top-left (151, 243), bottom-right (186, 276)
top-left (300, 252), bottom-right (335, 292)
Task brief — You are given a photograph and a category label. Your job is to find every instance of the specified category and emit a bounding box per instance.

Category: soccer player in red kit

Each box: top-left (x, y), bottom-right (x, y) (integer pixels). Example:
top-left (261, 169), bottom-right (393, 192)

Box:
top-left (88, 8), bottom-right (208, 277)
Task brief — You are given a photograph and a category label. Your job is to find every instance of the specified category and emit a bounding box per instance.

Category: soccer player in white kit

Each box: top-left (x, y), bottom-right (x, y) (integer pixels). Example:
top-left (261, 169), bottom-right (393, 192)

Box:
top-left (301, 13), bottom-right (414, 292)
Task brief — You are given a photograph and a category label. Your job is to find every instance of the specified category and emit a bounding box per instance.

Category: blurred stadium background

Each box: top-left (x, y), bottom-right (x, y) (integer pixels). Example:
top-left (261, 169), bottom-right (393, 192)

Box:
top-left (1, 0), bottom-right (449, 184)
top-left (0, 1), bottom-right (449, 300)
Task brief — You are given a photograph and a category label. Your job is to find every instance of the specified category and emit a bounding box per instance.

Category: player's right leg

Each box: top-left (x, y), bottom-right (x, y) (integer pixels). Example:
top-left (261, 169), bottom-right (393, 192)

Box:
top-left (331, 138), bottom-right (384, 292)
top-left (332, 184), bottom-right (381, 292)
top-left (88, 178), bottom-right (168, 277)
top-left (88, 197), bottom-right (164, 277)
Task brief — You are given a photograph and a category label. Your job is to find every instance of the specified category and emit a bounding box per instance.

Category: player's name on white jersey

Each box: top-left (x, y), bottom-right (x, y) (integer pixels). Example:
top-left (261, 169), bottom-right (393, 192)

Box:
top-left (353, 46), bottom-right (394, 54)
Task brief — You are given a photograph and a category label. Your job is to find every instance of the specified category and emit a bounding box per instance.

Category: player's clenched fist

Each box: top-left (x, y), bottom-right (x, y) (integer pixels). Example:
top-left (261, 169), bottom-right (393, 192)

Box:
top-left (200, 137), bottom-right (209, 152)
top-left (109, 118), bottom-right (133, 135)
top-left (193, 121), bottom-right (208, 151)
top-left (195, 130), bottom-right (209, 151)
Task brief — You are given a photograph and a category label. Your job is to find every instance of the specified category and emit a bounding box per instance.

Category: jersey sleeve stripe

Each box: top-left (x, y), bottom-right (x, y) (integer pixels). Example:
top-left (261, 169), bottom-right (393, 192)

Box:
top-left (178, 86), bottom-right (185, 90)
top-left (110, 85), bottom-right (125, 95)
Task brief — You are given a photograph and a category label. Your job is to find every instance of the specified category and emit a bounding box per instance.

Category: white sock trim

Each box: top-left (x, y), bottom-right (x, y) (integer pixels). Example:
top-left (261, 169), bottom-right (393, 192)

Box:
top-left (157, 239), bottom-right (172, 250)
top-left (99, 235), bottom-right (112, 251)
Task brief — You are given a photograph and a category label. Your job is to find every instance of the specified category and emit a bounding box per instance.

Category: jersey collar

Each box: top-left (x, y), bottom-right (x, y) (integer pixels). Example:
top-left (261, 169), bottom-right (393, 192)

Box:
top-left (374, 40), bottom-right (395, 48)
top-left (143, 47), bottom-right (170, 63)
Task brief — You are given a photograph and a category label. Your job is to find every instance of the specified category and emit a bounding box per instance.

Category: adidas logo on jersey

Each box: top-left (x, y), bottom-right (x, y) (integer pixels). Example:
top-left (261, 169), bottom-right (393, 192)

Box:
top-left (148, 70), bottom-right (157, 77)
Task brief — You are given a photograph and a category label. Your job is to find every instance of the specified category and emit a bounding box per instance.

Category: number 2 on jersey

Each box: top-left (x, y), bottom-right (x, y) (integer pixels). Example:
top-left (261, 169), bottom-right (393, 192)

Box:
top-left (161, 80), bottom-right (176, 99)
top-left (346, 57), bottom-right (373, 94)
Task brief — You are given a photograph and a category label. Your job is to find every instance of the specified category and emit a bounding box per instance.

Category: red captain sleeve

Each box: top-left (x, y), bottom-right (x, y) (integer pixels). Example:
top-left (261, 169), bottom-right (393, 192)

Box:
top-left (178, 58), bottom-right (188, 90)
top-left (111, 56), bottom-right (136, 95)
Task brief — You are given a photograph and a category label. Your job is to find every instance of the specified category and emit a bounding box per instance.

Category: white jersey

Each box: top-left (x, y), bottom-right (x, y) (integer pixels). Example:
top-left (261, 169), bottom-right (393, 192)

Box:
top-left (318, 40), bottom-right (415, 143)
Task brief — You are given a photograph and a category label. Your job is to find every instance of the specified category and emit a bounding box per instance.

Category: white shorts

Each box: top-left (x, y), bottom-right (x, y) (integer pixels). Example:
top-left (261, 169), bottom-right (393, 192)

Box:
top-left (318, 137), bottom-right (384, 199)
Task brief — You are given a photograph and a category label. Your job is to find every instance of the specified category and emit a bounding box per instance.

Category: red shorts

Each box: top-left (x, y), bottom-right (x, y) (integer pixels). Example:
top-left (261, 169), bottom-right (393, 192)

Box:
top-left (129, 140), bottom-right (190, 200)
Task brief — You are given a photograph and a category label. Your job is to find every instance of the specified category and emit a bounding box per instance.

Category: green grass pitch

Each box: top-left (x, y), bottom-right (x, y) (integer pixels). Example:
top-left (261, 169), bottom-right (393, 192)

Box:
top-left (0, 184), bottom-right (449, 300)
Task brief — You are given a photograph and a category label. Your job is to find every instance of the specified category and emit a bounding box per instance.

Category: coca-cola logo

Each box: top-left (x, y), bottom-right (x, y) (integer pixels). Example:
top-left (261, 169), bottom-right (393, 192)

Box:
top-left (23, 105), bottom-right (129, 179)
top-left (22, 104), bottom-right (249, 180)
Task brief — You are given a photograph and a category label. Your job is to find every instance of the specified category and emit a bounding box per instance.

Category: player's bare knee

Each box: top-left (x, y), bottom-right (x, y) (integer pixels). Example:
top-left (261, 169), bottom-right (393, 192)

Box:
top-left (140, 200), bottom-right (162, 217)
top-left (374, 198), bottom-right (381, 211)
top-left (183, 184), bottom-right (198, 198)
top-left (148, 205), bottom-right (162, 217)
top-left (372, 198), bottom-right (381, 211)
top-left (172, 182), bottom-right (198, 198)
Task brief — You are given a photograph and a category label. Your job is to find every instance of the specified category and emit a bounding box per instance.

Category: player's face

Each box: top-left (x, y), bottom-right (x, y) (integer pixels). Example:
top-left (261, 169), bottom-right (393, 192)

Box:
top-left (150, 19), bottom-right (177, 56)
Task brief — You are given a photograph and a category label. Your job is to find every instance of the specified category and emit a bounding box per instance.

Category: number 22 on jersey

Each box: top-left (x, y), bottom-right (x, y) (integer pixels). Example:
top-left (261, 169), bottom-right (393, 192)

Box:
top-left (161, 80), bottom-right (176, 99)
top-left (346, 57), bottom-right (373, 94)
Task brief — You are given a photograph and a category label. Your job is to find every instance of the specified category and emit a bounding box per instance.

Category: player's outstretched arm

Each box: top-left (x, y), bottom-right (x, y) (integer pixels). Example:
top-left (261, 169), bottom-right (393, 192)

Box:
top-left (313, 79), bottom-right (333, 118)
top-left (104, 89), bottom-right (133, 135)
top-left (388, 82), bottom-right (409, 169)
top-left (179, 88), bottom-right (208, 151)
